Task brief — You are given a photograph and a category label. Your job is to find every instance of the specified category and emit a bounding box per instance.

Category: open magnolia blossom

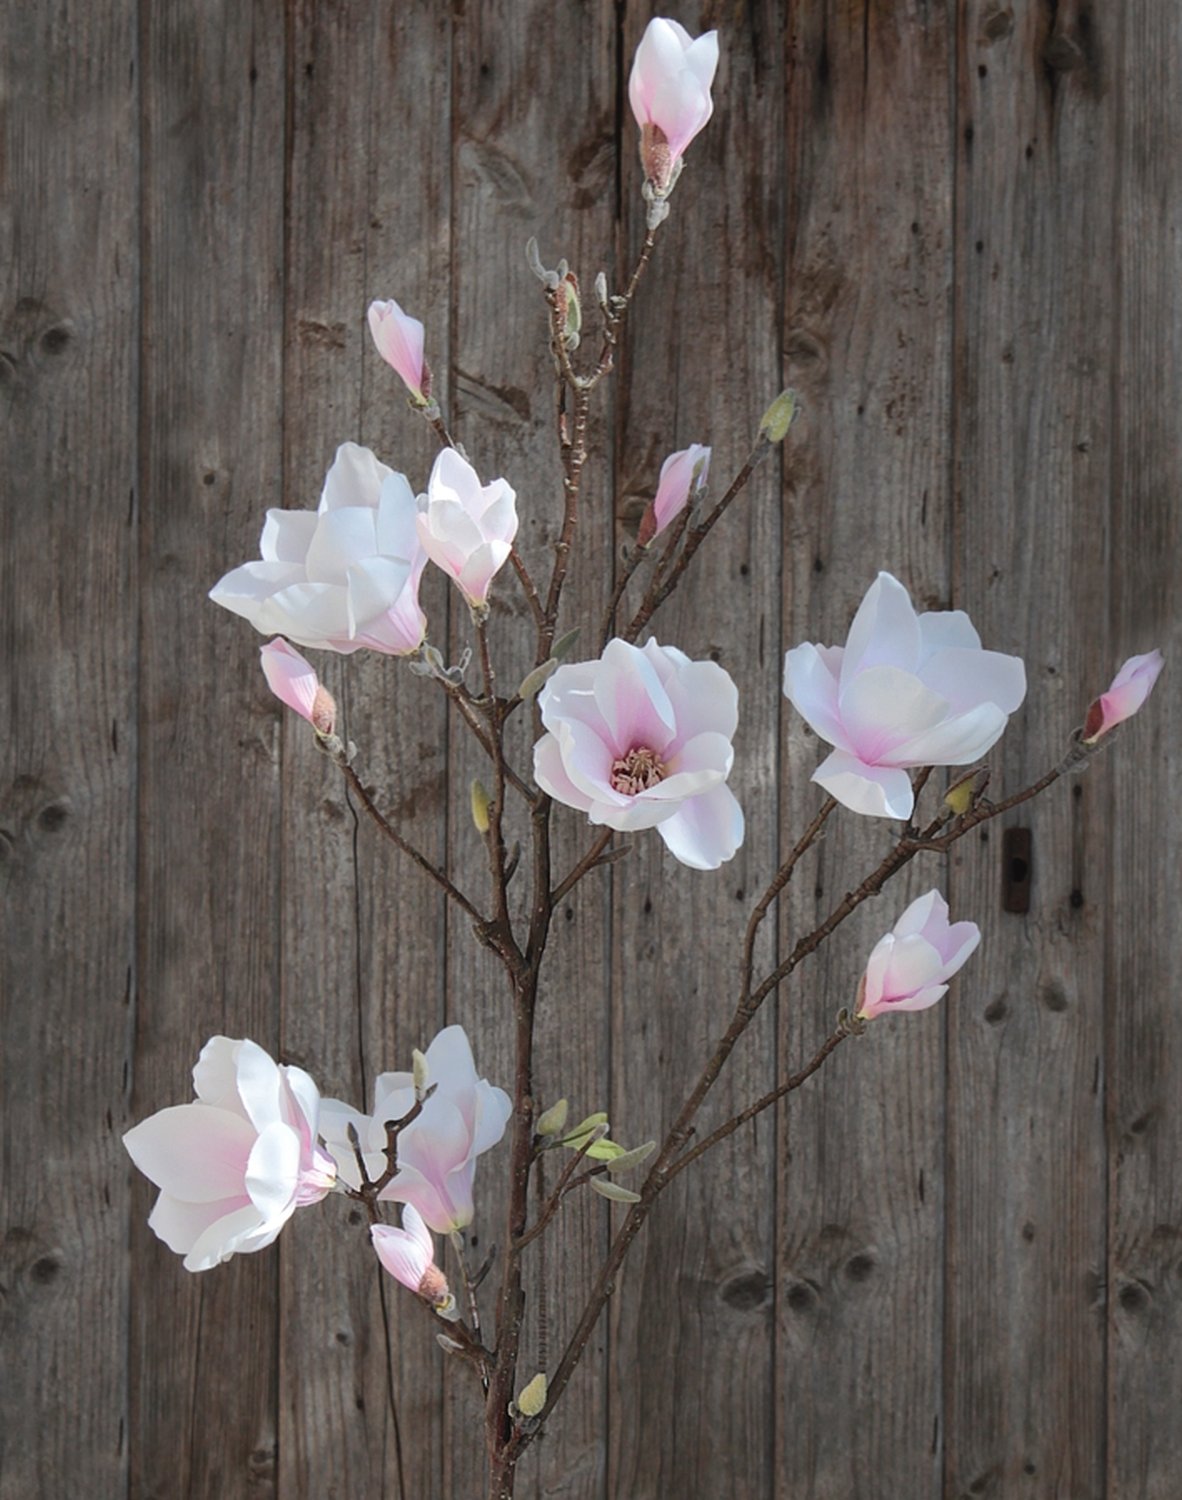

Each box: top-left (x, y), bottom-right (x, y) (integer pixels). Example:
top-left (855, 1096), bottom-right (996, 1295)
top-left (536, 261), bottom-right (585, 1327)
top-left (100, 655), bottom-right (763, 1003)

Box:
top-left (639, 443), bottom-right (711, 546)
top-left (417, 447), bottom-right (519, 609)
top-left (1082, 649), bottom-right (1164, 743)
top-left (123, 1037), bottom-right (337, 1272)
top-left (784, 571), bottom-right (1027, 820)
top-left (209, 442), bottom-right (428, 655)
top-left (368, 297), bottom-right (430, 404)
top-left (320, 1025), bottom-right (512, 1234)
top-left (856, 891), bottom-right (981, 1020)
top-left (371, 1205), bottom-right (453, 1310)
top-left (260, 638), bottom-right (336, 734)
top-left (628, 18), bottom-right (719, 194)
top-left (533, 637), bottom-right (744, 870)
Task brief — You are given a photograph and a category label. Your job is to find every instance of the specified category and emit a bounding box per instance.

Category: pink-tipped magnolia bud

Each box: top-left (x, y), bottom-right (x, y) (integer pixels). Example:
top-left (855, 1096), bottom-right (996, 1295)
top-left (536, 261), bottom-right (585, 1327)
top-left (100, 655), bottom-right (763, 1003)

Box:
top-left (1082, 650), bottom-right (1164, 743)
top-left (638, 443), bottom-right (711, 546)
top-left (857, 891), bottom-right (980, 1021)
top-left (260, 638), bottom-right (337, 735)
top-left (367, 298), bottom-right (431, 404)
top-left (628, 19), bottom-right (719, 194)
top-left (371, 1206), bottom-right (451, 1307)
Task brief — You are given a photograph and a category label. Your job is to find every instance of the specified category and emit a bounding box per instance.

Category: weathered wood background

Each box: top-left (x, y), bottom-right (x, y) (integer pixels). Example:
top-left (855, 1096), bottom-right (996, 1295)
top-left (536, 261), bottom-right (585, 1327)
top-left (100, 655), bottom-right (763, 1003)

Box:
top-left (3, 2), bottom-right (1179, 1497)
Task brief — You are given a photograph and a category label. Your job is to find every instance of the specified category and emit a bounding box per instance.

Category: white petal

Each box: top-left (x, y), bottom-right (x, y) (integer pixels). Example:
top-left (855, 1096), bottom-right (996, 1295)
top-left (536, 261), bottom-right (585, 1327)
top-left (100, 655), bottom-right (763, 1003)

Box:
top-left (232, 1039), bottom-right (285, 1133)
top-left (916, 608), bottom-right (981, 658)
top-left (662, 656), bottom-right (739, 747)
top-left (534, 732), bottom-right (595, 813)
top-left (783, 642), bottom-right (847, 748)
top-left (918, 647), bottom-right (1027, 716)
top-left (888, 702), bottom-right (1010, 767)
top-left (840, 572), bottom-right (922, 689)
top-left (192, 1037), bottom-right (250, 1115)
top-left (892, 890), bottom-right (946, 941)
top-left (260, 509), bottom-right (318, 564)
top-left (424, 1026), bottom-right (479, 1097)
top-left (182, 1203), bottom-right (279, 1272)
top-left (148, 1192), bottom-right (247, 1256)
top-left (656, 783), bottom-right (745, 870)
top-left (320, 442), bottom-right (389, 512)
top-left (209, 561), bottom-right (306, 628)
top-left (244, 1121), bottom-right (301, 1219)
top-left (470, 1083), bottom-right (512, 1157)
top-left (346, 556), bottom-right (412, 634)
top-left (811, 749), bottom-right (914, 820)
top-left (124, 1105), bottom-right (255, 1202)
top-left (838, 665), bottom-right (950, 763)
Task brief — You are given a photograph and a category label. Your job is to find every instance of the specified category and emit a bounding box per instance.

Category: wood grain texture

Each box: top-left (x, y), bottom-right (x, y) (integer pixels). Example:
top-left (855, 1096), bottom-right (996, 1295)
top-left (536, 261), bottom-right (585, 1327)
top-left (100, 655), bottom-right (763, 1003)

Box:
top-left (1106, 4), bottom-right (1182, 1496)
top-left (606, 5), bottom-right (785, 1497)
top-left (4, 2), bottom-right (1182, 1496)
top-left (0, 2), bottom-right (138, 1496)
top-left (131, 3), bottom-right (286, 1495)
top-left (776, 4), bottom-right (954, 1496)
top-left (278, 4), bottom-right (451, 1496)
top-left (946, 5), bottom-right (1113, 1496)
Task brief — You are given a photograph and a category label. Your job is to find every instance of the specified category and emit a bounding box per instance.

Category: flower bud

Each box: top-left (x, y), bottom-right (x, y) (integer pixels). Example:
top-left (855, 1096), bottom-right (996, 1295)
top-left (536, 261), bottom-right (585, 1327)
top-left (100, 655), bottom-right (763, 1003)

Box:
top-left (759, 389), bottom-right (799, 444)
top-left (470, 778), bottom-right (491, 835)
top-left (944, 767), bottom-right (988, 817)
top-left (516, 1373), bottom-right (548, 1419)
top-left (412, 1048), bottom-right (429, 1098)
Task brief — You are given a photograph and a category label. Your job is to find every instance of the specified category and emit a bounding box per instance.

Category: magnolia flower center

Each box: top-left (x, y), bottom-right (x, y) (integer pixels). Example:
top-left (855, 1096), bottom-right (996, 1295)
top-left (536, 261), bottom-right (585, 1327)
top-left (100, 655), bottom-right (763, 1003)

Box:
top-left (610, 746), bottom-right (667, 796)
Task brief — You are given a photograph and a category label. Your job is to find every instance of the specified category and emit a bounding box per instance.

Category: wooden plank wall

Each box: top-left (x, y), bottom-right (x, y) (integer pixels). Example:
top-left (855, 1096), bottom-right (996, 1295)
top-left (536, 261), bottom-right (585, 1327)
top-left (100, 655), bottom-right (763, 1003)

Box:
top-left (2, 4), bottom-right (1178, 1498)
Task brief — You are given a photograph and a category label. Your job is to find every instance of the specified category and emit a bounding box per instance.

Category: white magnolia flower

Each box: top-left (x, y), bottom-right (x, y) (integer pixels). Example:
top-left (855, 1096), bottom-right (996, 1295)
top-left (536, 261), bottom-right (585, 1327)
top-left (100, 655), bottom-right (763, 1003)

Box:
top-left (123, 1037), bottom-right (336, 1272)
top-left (320, 1025), bottom-right (511, 1235)
top-left (416, 448), bottom-right (518, 608)
top-left (533, 637), bottom-right (745, 870)
top-left (210, 442), bottom-right (427, 654)
top-left (628, 19), bottom-right (719, 193)
top-left (857, 891), bottom-right (981, 1020)
top-left (784, 571), bottom-right (1027, 820)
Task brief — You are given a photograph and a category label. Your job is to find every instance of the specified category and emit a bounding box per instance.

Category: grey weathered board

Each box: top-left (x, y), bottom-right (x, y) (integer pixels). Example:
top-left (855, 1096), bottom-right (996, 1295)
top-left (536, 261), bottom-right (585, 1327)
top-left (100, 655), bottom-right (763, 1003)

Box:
top-left (2, 4), bottom-right (1178, 1499)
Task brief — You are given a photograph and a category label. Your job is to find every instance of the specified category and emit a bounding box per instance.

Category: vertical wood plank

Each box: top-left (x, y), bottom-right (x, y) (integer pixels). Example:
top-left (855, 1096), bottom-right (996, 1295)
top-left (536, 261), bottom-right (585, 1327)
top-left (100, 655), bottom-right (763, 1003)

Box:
top-left (445, 3), bottom-right (618, 1494)
top-left (607, 7), bottom-right (785, 1497)
top-left (947, 4), bottom-right (1113, 1496)
top-left (0, 3), bottom-right (138, 1496)
top-left (1107, 5), bottom-right (1182, 1495)
top-left (776, 4), bottom-right (954, 1496)
top-left (132, 4), bottom-right (286, 1495)
top-left (278, 3), bottom-right (451, 1495)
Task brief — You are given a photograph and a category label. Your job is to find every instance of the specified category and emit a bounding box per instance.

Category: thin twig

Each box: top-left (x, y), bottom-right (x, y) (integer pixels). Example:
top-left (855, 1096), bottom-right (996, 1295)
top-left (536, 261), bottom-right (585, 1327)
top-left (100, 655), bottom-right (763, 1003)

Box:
top-left (342, 763), bottom-right (485, 923)
top-left (515, 1135), bottom-right (599, 1251)
top-left (663, 1030), bottom-right (847, 1182)
top-left (550, 828), bottom-right (615, 907)
top-left (739, 796), bottom-right (837, 1002)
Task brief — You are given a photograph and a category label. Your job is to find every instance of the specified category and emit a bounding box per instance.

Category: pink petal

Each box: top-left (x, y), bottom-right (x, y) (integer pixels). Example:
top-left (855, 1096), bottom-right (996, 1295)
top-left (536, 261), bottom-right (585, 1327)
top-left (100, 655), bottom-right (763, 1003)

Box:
top-left (1084, 649), bottom-right (1165, 740)
top-left (367, 299), bottom-right (426, 399)
top-left (593, 639), bottom-right (678, 756)
top-left (260, 639), bottom-right (321, 723)
top-left (371, 1221), bottom-right (433, 1291)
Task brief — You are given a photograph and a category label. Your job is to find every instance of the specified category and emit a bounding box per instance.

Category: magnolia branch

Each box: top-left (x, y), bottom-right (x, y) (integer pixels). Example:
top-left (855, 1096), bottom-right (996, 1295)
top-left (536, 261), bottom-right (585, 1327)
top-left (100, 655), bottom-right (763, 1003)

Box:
top-left (341, 762), bottom-right (485, 923)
